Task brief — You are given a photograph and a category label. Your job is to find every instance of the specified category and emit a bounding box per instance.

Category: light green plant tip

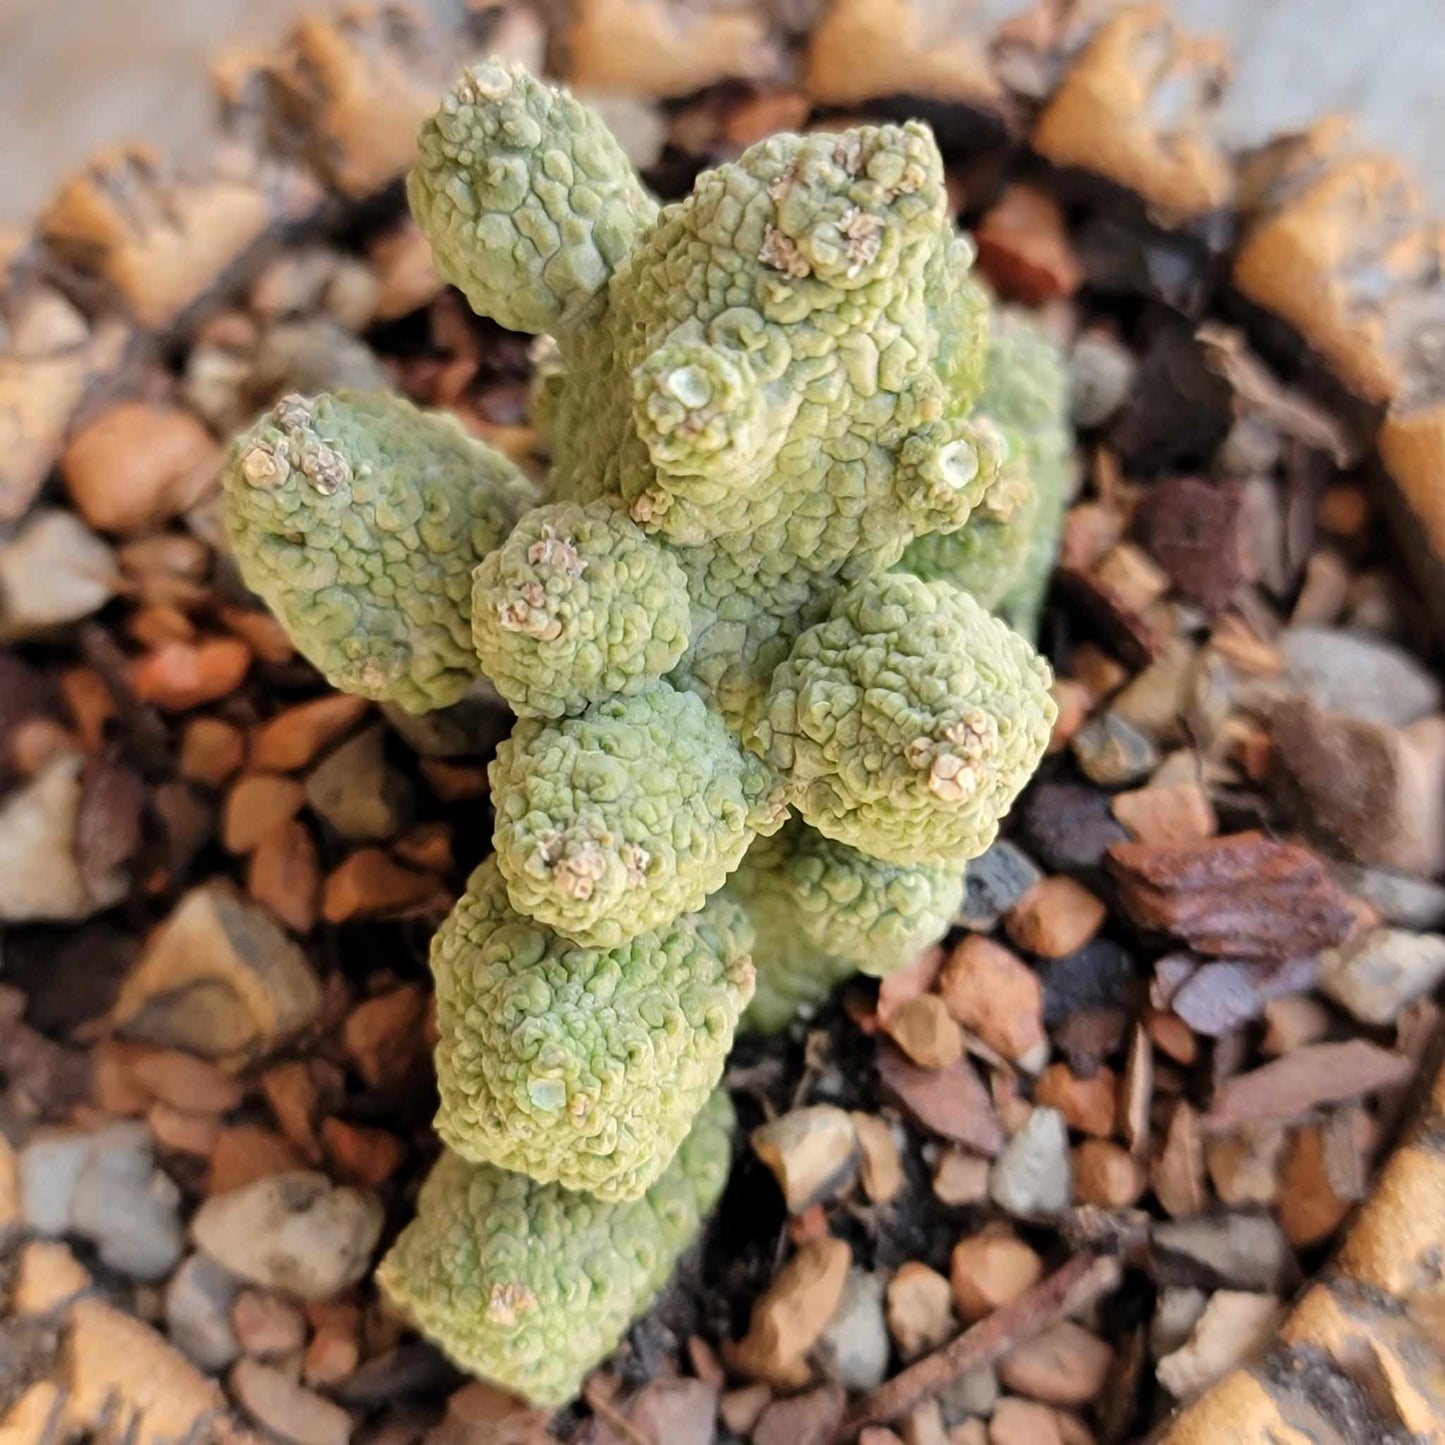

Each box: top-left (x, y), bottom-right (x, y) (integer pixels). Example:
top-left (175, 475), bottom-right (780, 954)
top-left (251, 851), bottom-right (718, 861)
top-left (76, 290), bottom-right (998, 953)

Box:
top-left (377, 1090), bottom-right (734, 1407)
top-left (222, 391), bottom-right (534, 712)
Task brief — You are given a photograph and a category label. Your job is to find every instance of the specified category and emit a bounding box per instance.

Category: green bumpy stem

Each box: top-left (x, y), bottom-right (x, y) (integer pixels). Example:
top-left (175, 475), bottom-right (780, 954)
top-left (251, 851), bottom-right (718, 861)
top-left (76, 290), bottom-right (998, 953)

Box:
top-left (901, 305), bottom-right (1072, 635)
top-left (733, 819), bottom-right (963, 1032)
top-left (223, 391), bottom-right (535, 712)
top-left (755, 572), bottom-right (1057, 865)
top-left (432, 858), bottom-right (753, 1198)
top-left (409, 60), bottom-right (659, 334)
top-left (377, 1090), bottom-right (735, 1407)
top-left (489, 682), bottom-right (786, 948)
top-left (471, 498), bottom-right (693, 719)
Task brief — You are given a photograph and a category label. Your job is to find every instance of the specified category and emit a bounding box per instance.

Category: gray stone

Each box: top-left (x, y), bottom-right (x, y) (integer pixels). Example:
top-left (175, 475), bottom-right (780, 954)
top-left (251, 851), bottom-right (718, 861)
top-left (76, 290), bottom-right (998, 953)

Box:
top-left (1330, 863), bottom-right (1445, 930)
top-left (165, 1253), bottom-right (241, 1371)
top-left (191, 1171), bottom-right (384, 1301)
top-left (814, 1269), bottom-right (889, 1392)
top-left (20, 1121), bottom-right (182, 1281)
top-left (0, 509), bottom-right (117, 641)
top-left (1278, 627), bottom-right (1441, 727)
top-left (1071, 713), bottom-right (1160, 788)
top-left (18, 1127), bottom-right (94, 1234)
top-left (958, 840), bottom-right (1042, 932)
top-left (1319, 928), bottom-right (1445, 1027)
top-left (989, 1108), bottom-right (1072, 1218)
top-left (305, 725), bottom-right (414, 842)
top-left (69, 1128), bottom-right (183, 1280)
top-left (1069, 333), bottom-right (1136, 429)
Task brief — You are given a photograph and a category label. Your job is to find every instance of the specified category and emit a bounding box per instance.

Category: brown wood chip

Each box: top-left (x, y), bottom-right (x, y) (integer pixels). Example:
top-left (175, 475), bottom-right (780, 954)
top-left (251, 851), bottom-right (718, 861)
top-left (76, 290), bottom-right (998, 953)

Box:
top-left (1201, 1040), bottom-right (1417, 1133)
top-left (1106, 830), bottom-right (1356, 961)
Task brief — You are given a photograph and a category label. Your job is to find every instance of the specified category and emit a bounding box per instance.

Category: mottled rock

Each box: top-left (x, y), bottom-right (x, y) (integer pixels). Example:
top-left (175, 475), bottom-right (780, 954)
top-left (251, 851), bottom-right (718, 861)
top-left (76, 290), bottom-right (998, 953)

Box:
top-left (1270, 702), bottom-right (1445, 877)
top-left (1040, 941), bottom-right (1135, 1027)
top-left (304, 724), bottom-right (413, 841)
top-left (1071, 713), bottom-right (1159, 788)
top-left (1018, 783), bottom-right (1129, 874)
top-left (191, 1172), bottom-right (384, 1301)
top-left (109, 884), bottom-right (323, 1066)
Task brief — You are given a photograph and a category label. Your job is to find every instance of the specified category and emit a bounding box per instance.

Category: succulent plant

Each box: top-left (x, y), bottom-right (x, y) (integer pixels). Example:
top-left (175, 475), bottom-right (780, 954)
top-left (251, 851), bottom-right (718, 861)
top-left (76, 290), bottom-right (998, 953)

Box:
top-left (222, 60), bottom-right (1065, 1406)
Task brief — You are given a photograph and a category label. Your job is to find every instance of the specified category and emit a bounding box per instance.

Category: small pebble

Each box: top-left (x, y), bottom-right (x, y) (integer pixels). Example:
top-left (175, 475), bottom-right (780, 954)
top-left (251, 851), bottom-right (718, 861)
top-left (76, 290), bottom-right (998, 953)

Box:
top-left (886, 1262), bottom-right (955, 1361)
top-left (937, 935), bottom-right (1046, 1065)
top-left (1007, 878), bottom-right (1107, 960)
top-left (230, 1357), bottom-right (354, 1445)
top-left (165, 1252), bottom-right (242, 1371)
top-left (950, 1228), bottom-right (1043, 1322)
top-left (886, 993), bottom-right (964, 1069)
top-left (1319, 928), bottom-right (1445, 1026)
top-left (958, 840), bottom-right (1043, 931)
top-left (1032, 1063), bottom-right (1117, 1138)
top-left (190, 1171), bottom-right (384, 1301)
top-left (1071, 712), bottom-right (1159, 787)
top-left (815, 1269), bottom-right (890, 1391)
top-left (0, 509), bottom-right (117, 641)
top-left (752, 1106), bottom-right (859, 1213)
top-left (999, 1321), bottom-right (1113, 1407)
top-left (1155, 1291), bottom-right (1283, 1399)
top-left (989, 1108), bottom-right (1072, 1218)
top-left (1069, 331), bottom-right (1136, 428)
top-left (1072, 1140), bottom-right (1146, 1208)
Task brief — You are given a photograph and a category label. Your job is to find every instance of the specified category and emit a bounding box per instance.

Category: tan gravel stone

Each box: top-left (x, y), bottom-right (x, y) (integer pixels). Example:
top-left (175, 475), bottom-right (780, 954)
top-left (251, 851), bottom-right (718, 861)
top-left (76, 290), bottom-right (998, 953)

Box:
top-left (852, 1111), bottom-right (905, 1203)
top-left (1073, 1139), bottom-right (1147, 1208)
top-left (937, 936), bottom-right (1046, 1063)
top-left (1034, 1064), bottom-right (1117, 1138)
top-left (230, 1357), bottom-right (353, 1444)
top-left (15, 1239), bottom-right (92, 1316)
top-left (887, 994), bottom-right (965, 1069)
top-left (753, 1106), bottom-right (859, 1213)
top-left (999, 1321), bottom-right (1114, 1406)
top-left (950, 1228), bottom-right (1043, 1322)
top-left (1006, 877), bottom-right (1107, 958)
top-left (886, 1262), bottom-right (955, 1361)
top-left (728, 1236), bottom-right (851, 1388)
